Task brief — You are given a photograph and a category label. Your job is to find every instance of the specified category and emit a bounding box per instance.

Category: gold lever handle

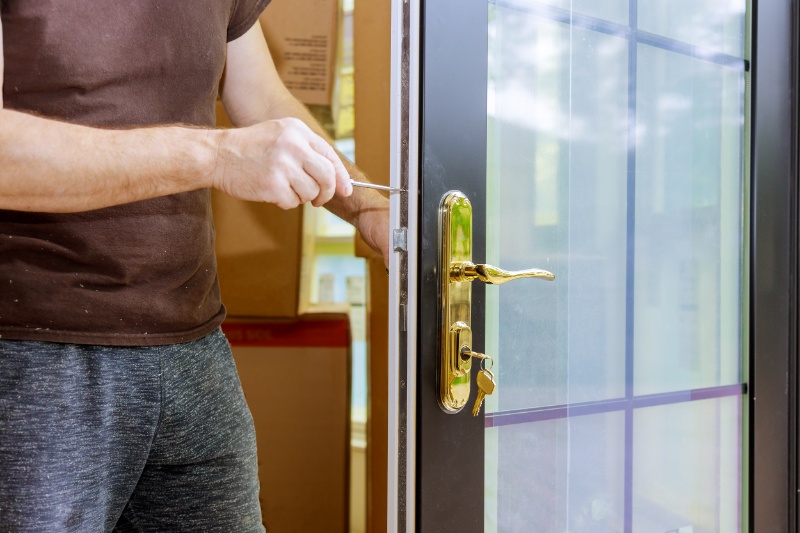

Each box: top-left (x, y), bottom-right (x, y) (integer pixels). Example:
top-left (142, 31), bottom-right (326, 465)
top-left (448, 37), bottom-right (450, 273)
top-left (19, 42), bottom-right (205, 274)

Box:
top-left (449, 261), bottom-right (555, 285)
top-left (438, 191), bottom-right (555, 413)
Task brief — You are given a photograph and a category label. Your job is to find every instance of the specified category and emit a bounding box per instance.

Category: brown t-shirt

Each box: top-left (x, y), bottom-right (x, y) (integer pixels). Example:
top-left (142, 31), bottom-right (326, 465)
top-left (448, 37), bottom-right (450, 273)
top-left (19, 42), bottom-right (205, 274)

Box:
top-left (0, 0), bottom-right (269, 345)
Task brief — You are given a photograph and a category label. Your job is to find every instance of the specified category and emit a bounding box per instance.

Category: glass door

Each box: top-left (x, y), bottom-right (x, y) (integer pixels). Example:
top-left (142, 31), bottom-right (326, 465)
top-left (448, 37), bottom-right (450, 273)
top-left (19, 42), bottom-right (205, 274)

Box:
top-left (484, 2), bottom-right (747, 531)
top-left (408, 0), bottom-right (756, 532)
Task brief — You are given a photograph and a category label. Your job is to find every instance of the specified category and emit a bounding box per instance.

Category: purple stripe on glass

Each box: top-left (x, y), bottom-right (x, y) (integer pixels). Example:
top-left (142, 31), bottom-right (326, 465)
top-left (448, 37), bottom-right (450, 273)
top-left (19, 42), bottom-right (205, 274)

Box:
top-left (484, 383), bottom-right (745, 428)
top-left (490, 0), bottom-right (744, 68)
top-left (633, 383), bottom-right (744, 409)
top-left (485, 398), bottom-right (627, 428)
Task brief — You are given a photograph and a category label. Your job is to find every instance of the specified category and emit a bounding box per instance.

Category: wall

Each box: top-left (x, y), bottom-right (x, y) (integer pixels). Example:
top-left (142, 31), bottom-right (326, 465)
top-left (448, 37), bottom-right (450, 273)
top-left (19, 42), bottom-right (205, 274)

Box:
top-left (353, 1), bottom-right (392, 531)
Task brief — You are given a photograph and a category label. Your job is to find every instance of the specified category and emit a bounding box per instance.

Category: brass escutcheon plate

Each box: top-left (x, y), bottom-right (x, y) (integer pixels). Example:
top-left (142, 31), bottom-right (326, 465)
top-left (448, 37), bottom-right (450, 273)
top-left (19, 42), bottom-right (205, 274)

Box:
top-left (438, 191), bottom-right (473, 412)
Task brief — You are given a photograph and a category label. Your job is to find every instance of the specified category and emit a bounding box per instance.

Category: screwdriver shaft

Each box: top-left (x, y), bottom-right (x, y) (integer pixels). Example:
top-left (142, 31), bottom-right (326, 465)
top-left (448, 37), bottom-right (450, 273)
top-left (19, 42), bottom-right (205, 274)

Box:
top-left (350, 179), bottom-right (405, 193)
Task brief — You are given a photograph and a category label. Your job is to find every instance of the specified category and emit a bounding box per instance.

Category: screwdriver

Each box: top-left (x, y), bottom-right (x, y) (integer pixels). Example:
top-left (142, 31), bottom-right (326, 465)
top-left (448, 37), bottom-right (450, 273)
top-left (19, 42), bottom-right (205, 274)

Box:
top-left (350, 179), bottom-right (405, 194)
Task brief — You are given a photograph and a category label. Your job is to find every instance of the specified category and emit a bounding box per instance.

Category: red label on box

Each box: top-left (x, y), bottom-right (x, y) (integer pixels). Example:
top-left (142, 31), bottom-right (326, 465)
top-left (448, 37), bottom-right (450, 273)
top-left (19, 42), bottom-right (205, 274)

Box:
top-left (222, 318), bottom-right (350, 348)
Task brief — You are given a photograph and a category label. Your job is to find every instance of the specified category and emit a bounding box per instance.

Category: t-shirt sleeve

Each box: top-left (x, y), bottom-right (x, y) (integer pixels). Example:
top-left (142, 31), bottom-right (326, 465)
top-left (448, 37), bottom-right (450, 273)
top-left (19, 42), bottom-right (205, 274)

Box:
top-left (228, 0), bottom-right (271, 42)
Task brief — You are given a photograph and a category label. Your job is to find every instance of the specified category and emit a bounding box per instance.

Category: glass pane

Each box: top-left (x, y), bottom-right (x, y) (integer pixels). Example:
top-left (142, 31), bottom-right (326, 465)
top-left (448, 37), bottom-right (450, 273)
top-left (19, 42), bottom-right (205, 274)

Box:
top-left (487, 2), bottom-right (629, 413)
top-left (638, 0), bottom-right (746, 57)
top-left (633, 397), bottom-right (741, 532)
top-left (633, 45), bottom-right (743, 396)
top-left (484, 1), bottom-right (746, 532)
top-left (500, 0), bottom-right (630, 25)
top-left (486, 413), bottom-right (625, 533)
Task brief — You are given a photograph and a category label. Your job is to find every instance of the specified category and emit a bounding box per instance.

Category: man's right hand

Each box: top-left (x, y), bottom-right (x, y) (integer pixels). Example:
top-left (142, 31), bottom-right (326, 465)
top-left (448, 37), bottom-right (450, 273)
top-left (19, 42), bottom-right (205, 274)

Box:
top-left (211, 117), bottom-right (352, 210)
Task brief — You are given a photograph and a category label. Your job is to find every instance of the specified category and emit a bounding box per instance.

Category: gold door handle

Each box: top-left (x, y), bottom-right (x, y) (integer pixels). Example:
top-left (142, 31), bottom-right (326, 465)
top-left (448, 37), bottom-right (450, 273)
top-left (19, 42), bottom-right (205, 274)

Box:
top-left (437, 191), bottom-right (555, 413)
top-left (449, 261), bottom-right (555, 284)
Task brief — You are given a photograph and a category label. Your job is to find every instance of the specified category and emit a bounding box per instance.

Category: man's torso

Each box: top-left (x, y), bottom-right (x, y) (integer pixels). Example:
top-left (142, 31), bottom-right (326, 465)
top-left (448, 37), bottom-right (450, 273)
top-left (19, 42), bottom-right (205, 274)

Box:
top-left (0, 0), bottom-right (266, 345)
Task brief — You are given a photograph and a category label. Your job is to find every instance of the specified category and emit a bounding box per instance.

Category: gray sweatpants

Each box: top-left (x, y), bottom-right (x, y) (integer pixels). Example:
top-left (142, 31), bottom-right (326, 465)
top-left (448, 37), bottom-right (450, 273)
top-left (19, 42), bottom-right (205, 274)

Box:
top-left (0, 328), bottom-right (264, 532)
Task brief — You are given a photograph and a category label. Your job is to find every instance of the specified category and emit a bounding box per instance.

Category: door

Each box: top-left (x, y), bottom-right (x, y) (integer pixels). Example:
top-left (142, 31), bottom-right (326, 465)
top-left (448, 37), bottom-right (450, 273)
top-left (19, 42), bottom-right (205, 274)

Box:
top-left (388, 0), bottom-right (797, 531)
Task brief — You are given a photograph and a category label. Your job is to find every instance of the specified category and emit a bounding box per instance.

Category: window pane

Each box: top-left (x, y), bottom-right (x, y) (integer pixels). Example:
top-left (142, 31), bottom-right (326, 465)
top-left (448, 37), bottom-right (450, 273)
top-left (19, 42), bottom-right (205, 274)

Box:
top-left (486, 413), bottom-right (625, 533)
top-left (498, 0), bottom-right (629, 25)
top-left (633, 45), bottom-right (744, 396)
top-left (638, 0), bottom-right (746, 57)
top-left (633, 397), bottom-right (741, 532)
top-left (487, 5), bottom-right (629, 412)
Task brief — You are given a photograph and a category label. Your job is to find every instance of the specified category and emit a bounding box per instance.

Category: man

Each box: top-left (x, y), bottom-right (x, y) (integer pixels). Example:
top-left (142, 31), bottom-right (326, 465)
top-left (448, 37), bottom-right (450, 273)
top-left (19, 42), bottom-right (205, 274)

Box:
top-left (0, 1), bottom-right (388, 531)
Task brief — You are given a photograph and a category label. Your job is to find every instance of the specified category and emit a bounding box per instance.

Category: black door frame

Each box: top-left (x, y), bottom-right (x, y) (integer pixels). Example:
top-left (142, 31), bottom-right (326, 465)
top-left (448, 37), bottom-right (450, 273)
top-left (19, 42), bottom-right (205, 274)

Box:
top-left (750, 1), bottom-right (798, 531)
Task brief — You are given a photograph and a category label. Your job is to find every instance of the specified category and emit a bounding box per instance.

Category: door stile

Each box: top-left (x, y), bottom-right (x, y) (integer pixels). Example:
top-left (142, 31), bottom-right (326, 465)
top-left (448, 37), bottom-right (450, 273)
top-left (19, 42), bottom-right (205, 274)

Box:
top-left (750, 0), bottom-right (797, 530)
top-left (416, 0), bottom-right (488, 531)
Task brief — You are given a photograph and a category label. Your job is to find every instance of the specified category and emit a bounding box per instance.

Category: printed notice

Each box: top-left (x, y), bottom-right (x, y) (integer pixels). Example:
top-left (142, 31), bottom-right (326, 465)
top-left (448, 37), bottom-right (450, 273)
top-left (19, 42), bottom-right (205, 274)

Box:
top-left (260, 1), bottom-right (338, 106)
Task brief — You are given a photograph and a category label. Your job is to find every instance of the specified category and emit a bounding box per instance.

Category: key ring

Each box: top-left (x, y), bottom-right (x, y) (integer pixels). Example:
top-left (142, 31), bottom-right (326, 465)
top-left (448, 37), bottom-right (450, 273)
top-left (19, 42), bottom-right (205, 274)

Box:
top-left (480, 356), bottom-right (494, 372)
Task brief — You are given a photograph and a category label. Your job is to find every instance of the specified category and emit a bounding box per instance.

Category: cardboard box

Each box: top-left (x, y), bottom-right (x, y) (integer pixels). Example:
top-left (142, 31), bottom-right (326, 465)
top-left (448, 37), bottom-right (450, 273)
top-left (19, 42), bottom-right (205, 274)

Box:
top-left (260, 0), bottom-right (339, 107)
top-left (223, 315), bottom-right (351, 533)
top-left (212, 101), bottom-right (303, 318)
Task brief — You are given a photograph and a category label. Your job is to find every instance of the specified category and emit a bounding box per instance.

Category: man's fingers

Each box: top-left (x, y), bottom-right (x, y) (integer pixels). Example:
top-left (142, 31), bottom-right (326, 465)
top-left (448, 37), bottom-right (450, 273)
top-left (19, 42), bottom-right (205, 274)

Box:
top-left (332, 158), bottom-right (351, 197)
top-left (302, 152), bottom-right (336, 206)
top-left (275, 186), bottom-right (304, 210)
top-left (309, 136), bottom-right (351, 197)
top-left (289, 172), bottom-right (322, 205)
top-left (217, 119), bottom-right (352, 209)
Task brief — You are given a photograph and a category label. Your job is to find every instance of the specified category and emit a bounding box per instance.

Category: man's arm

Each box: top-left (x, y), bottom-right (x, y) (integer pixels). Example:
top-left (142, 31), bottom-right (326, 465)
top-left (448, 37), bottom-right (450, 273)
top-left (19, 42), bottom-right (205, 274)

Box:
top-left (0, 23), bottom-right (349, 213)
top-left (221, 23), bottom-right (390, 264)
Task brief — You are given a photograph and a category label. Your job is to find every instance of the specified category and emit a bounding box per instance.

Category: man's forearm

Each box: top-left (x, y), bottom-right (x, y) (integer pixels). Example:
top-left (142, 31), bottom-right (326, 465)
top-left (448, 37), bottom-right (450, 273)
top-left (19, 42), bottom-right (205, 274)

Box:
top-left (0, 108), bottom-right (217, 212)
top-left (0, 106), bottom-right (348, 213)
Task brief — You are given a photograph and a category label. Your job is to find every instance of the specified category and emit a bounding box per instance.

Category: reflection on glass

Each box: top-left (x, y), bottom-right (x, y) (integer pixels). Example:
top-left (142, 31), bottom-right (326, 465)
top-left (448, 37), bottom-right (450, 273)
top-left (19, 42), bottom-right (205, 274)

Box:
top-left (500, 0), bottom-right (629, 25)
top-left (633, 45), bottom-right (743, 395)
top-left (486, 3), bottom-right (629, 414)
top-left (485, 0), bottom-right (746, 531)
top-left (638, 0), bottom-right (746, 57)
top-left (633, 398), bottom-right (741, 532)
top-left (486, 413), bottom-right (625, 533)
